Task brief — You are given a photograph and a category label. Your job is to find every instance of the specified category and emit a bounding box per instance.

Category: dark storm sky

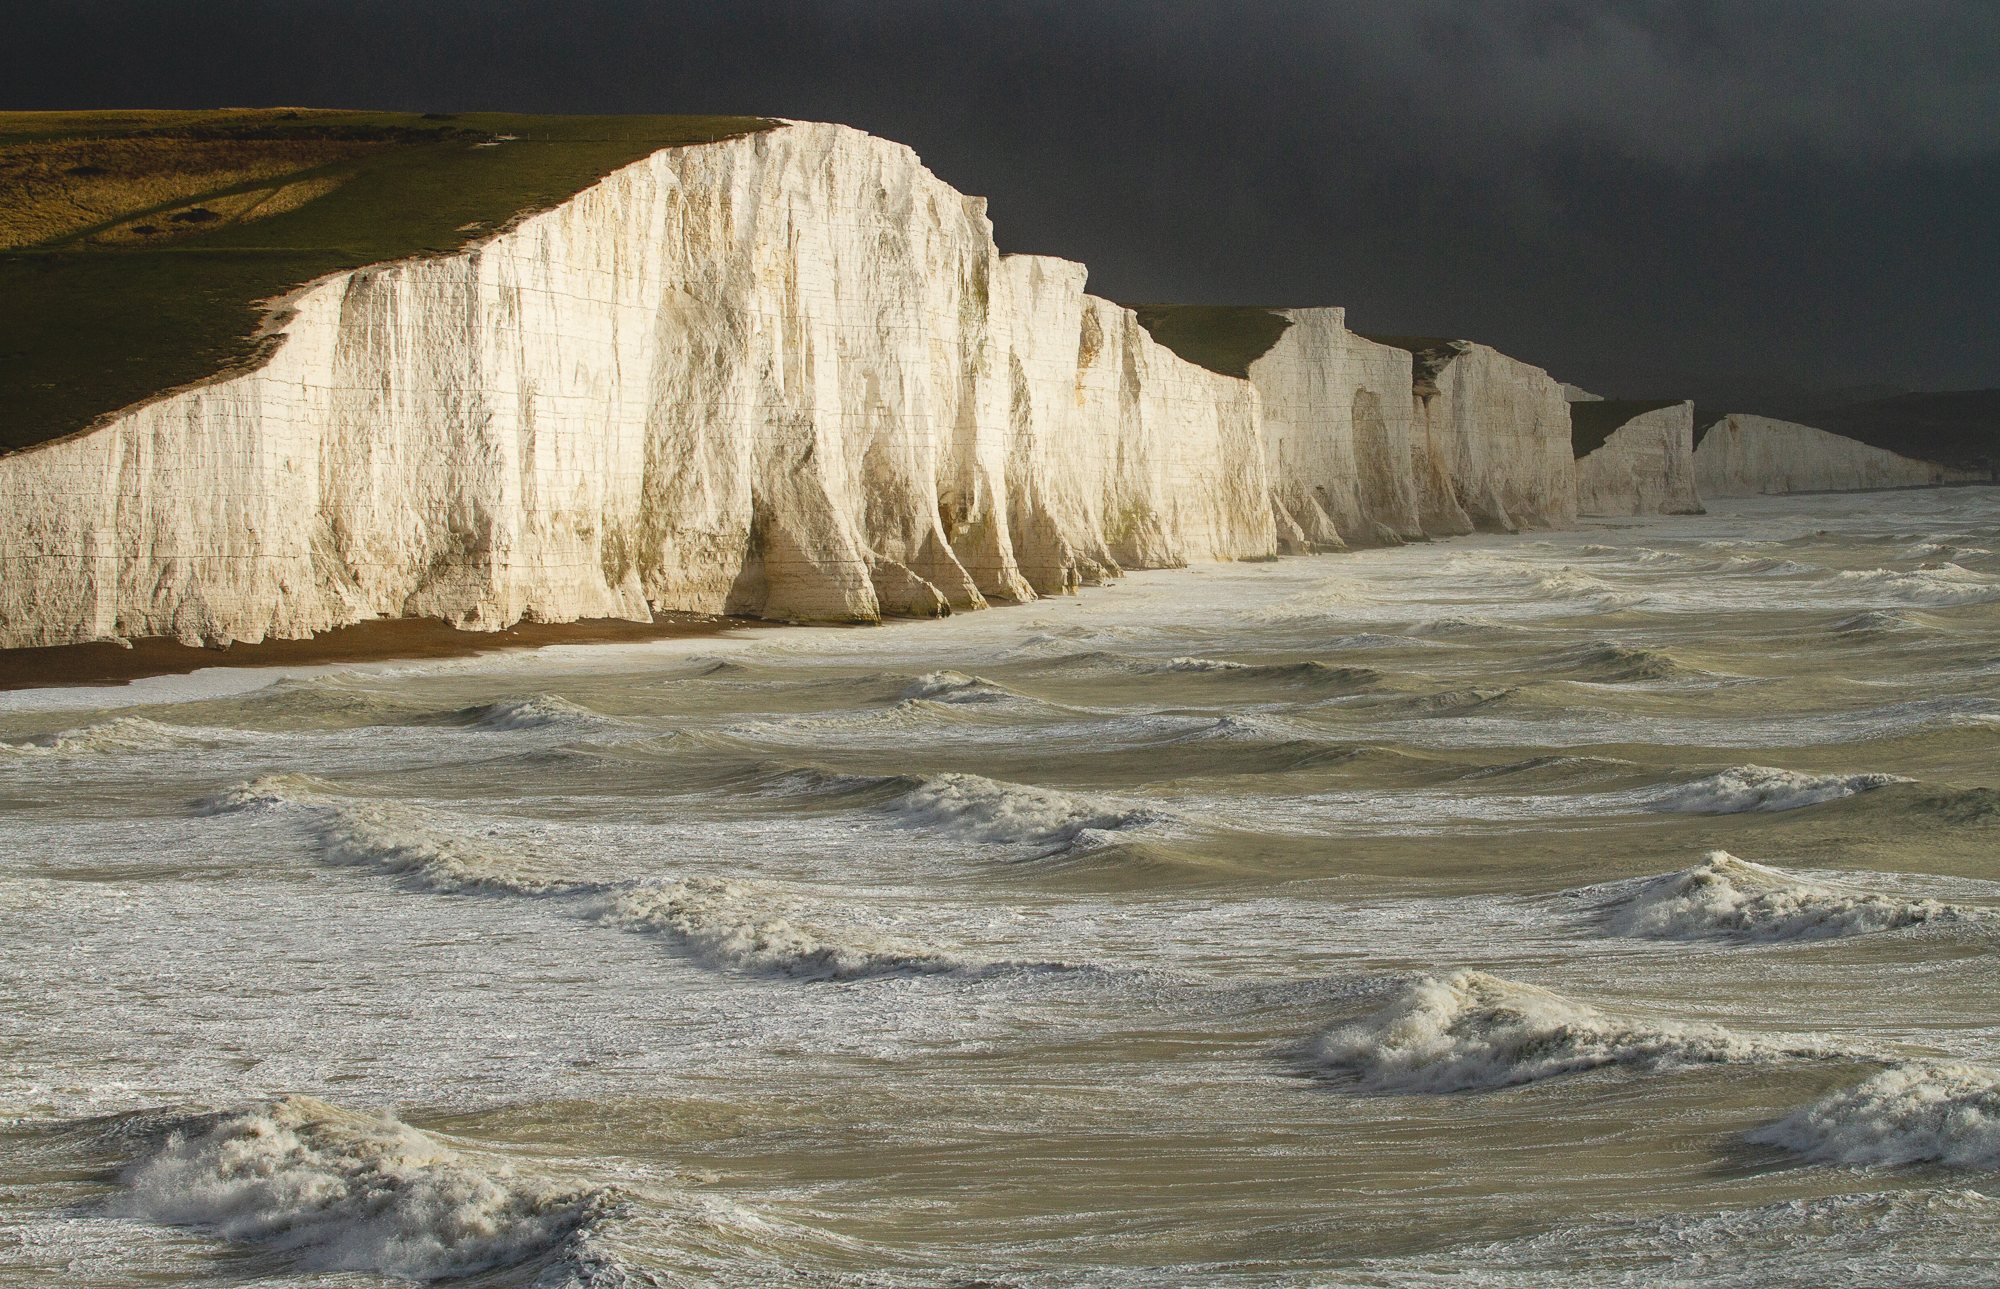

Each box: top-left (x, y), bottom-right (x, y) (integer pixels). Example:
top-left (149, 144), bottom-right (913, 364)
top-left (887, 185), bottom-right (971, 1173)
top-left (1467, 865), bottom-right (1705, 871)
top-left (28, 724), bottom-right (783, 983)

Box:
top-left (9, 1), bottom-right (1998, 400)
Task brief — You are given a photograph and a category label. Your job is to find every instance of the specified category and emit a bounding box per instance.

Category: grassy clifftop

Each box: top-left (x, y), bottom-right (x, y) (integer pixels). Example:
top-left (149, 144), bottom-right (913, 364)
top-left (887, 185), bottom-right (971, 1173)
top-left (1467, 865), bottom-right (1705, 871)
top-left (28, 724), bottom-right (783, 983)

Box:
top-left (0, 110), bottom-right (776, 454)
top-left (1125, 304), bottom-right (1294, 379)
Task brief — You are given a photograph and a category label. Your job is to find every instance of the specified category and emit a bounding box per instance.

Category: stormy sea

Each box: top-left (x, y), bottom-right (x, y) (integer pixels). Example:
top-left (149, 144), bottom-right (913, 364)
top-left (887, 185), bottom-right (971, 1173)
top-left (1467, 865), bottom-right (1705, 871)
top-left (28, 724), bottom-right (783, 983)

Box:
top-left (3, 488), bottom-right (1997, 1288)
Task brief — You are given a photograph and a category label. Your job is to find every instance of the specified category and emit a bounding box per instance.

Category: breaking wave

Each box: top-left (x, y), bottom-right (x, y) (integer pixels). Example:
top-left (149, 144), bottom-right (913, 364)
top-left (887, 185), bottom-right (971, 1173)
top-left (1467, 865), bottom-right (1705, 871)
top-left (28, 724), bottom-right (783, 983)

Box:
top-left (1649, 764), bottom-right (1909, 814)
top-left (1827, 609), bottom-right (1932, 635)
top-left (1830, 564), bottom-right (1999, 606)
top-left (463, 693), bottom-right (617, 731)
top-left (603, 875), bottom-right (976, 979)
top-left (111, 1096), bottom-right (618, 1281)
top-left (887, 772), bottom-right (1170, 852)
top-left (1385, 686), bottom-right (1518, 715)
top-left (202, 775), bottom-right (570, 895)
top-left (1596, 852), bottom-right (1976, 941)
top-left (1458, 754), bottom-right (1640, 786)
top-left (1150, 658), bottom-right (1384, 689)
top-left (0, 716), bottom-right (214, 757)
top-left (205, 776), bottom-right (1024, 980)
top-left (1522, 569), bottom-right (1649, 607)
top-left (1751, 1062), bottom-right (2000, 1167)
top-left (1312, 970), bottom-right (1833, 1092)
top-left (1555, 642), bottom-right (1699, 682)
top-left (898, 671), bottom-right (1018, 704)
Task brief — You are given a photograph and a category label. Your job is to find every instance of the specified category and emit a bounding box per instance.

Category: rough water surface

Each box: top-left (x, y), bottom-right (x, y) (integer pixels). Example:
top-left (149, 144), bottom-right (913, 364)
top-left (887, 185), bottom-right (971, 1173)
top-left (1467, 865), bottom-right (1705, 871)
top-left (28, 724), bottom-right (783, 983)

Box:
top-left (3, 490), bottom-right (1999, 1286)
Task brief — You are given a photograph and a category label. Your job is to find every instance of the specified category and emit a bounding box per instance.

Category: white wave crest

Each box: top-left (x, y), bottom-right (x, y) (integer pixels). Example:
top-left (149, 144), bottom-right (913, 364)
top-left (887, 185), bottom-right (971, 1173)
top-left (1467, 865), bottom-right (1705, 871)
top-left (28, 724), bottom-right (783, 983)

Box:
top-left (888, 772), bottom-right (1168, 850)
top-left (1828, 609), bottom-right (1926, 634)
top-left (469, 693), bottom-right (614, 731)
top-left (198, 772), bottom-right (339, 814)
top-left (0, 716), bottom-right (209, 757)
top-left (1160, 656), bottom-right (1251, 672)
top-left (203, 775), bottom-right (570, 896)
top-left (602, 876), bottom-right (971, 979)
top-left (1313, 970), bottom-right (1825, 1093)
top-left (1600, 852), bottom-right (1972, 941)
top-left (114, 1096), bottom-right (613, 1280)
top-left (1907, 541), bottom-right (1992, 559)
top-left (203, 777), bottom-right (1013, 980)
top-left (1750, 1062), bottom-right (2000, 1167)
top-left (1831, 564), bottom-right (1998, 605)
top-left (1531, 569), bottom-right (1634, 599)
top-left (1650, 764), bottom-right (1909, 813)
top-left (898, 671), bottom-right (1015, 704)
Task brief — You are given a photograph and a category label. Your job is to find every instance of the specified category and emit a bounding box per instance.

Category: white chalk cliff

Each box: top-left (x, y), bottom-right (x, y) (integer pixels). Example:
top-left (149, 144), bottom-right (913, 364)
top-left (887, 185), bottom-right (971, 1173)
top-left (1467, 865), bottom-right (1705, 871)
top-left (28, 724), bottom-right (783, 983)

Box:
top-left (1574, 400), bottom-right (1704, 516)
top-left (1403, 339), bottom-right (1578, 535)
top-left (1695, 414), bottom-right (1975, 497)
top-left (0, 123), bottom-right (1281, 649)
top-left (1247, 310), bottom-right (1418, 550)
top-left (0, 121), bottom-right (1597, 652)
top-left (1247, 322), bottom-right (1577, 548)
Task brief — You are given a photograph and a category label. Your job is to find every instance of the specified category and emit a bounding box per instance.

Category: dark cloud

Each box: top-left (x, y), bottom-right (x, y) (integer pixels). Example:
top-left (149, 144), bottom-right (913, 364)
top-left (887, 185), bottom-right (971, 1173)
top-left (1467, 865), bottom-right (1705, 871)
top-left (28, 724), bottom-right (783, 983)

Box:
top-left (7, 1), bottom-right (1997, 398)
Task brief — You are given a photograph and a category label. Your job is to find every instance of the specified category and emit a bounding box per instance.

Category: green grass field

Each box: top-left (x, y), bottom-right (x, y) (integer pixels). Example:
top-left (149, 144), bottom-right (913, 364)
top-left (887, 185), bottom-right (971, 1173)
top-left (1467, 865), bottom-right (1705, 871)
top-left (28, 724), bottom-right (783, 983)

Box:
top-left (0, 110), bottom-right (775, 454)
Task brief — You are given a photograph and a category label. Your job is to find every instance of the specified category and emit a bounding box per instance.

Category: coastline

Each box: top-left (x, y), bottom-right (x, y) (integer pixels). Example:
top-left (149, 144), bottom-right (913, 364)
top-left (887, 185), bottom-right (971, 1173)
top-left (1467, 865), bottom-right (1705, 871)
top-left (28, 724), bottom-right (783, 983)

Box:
top-left (0, 613), bottom-right (750, 692)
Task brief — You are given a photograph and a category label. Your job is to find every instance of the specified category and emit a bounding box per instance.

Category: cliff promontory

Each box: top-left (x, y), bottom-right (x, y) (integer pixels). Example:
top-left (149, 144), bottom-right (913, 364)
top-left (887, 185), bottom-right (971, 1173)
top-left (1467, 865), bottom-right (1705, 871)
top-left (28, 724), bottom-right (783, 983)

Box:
top-left (1694, 414), bottom-right (1984, 497)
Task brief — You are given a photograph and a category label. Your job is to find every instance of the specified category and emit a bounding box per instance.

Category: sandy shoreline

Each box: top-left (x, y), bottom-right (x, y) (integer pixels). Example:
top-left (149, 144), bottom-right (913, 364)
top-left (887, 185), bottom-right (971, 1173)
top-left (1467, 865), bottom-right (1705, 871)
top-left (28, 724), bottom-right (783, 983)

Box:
top-left (0, 613), bottom-right (750, 692)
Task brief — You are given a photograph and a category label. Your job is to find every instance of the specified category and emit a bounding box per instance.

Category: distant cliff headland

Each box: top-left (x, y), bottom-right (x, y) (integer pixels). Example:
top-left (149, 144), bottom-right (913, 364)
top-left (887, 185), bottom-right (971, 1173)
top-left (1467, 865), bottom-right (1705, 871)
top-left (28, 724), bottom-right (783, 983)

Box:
top-left (0, 110), bottom-right (1987, 667)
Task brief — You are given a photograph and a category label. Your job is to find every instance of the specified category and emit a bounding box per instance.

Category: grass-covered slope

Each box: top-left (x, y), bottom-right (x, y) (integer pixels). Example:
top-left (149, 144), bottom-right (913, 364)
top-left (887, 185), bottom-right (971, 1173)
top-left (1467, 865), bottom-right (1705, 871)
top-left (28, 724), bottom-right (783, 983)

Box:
top-left (0, 109), bottom-right (776, 454)
top-left (1569, 398), bottom-right (1682, 460)
top-left (1125, 304), bottom-right (1294, 378)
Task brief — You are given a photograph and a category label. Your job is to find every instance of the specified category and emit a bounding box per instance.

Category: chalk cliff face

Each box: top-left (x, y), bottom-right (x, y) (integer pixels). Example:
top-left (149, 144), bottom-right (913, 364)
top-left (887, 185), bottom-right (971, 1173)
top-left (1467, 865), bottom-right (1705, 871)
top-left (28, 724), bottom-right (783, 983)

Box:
top-left (1404, 342), bottom-right (1577, 534)
top-left (1694, 414), bottom-right (1976, 497)
top-left (1575, 401), bottom-right (1704, 516)
top-left (0, 123), bottom-right (1277, 649)
top-left (1247, 309), bottom-right (1420, 550)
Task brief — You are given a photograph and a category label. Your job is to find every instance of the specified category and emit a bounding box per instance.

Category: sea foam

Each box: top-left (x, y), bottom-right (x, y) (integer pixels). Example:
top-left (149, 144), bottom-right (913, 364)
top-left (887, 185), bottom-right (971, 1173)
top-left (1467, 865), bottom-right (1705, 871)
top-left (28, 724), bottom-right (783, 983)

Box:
top-left (1600, 852), bottom-right (1973, 941)
top-left (1313, 970), bottom-right (1828, 1093)
top-left (1751, 1062), bottom-right (2000, 1167)
top-left (113, 1096), bottom-right (615, 1281)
